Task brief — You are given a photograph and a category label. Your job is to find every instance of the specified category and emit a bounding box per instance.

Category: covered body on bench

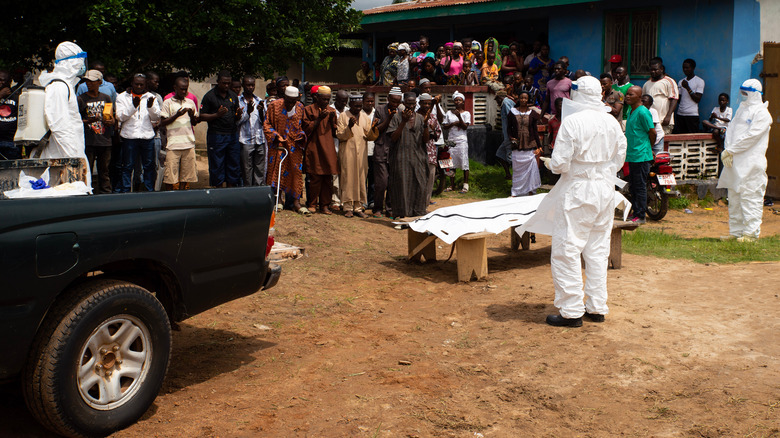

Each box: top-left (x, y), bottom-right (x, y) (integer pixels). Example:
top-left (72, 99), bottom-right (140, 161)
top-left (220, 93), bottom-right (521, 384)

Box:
top-left (403, 195), bottom-right (637, 282)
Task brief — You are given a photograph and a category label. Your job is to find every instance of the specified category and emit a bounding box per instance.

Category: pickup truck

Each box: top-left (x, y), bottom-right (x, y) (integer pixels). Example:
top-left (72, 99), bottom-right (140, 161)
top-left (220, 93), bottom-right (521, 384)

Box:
top-left (1, 182), bottom-right (280, 437)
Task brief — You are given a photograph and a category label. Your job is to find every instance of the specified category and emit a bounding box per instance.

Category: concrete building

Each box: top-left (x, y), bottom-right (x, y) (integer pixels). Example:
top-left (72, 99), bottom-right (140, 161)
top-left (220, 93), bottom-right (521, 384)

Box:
top-left (357, 0), bottom-right (763, 128)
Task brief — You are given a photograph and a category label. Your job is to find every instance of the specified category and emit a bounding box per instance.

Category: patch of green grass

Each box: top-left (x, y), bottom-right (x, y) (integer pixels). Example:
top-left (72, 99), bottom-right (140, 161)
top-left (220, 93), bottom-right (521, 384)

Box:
top-left (434, 159), bottom-right (553, 200)
top-left (463, 159), bottom-right (512, 199)
top-left (669, 196), bottom-right (691, 210)
top-left (623, 229), bottom-right (780, 264)
top-left (697, 193), bottom-right (715, 208)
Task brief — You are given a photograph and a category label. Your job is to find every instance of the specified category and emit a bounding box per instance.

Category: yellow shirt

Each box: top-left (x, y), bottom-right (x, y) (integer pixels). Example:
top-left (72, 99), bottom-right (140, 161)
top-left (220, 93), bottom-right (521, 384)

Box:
top-left (480, 63), bottom-right (499, 84)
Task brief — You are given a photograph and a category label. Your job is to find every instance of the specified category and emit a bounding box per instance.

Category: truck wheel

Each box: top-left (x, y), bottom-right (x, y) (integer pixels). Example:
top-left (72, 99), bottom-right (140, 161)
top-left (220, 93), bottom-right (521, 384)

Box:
top-left (23, 279), bottom-right (171, 437)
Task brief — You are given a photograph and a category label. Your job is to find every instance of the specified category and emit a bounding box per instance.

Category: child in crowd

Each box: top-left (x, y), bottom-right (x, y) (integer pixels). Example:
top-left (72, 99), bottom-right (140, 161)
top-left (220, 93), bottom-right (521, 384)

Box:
top-left (459, 59), bottom-right (479, 85)
top-left (702, 93), bottom-right (732, 151)
top-left (641, 94), bottom-right (665, 155)
top-left (502, 75), bottom-right (515, 97)
top-left (521, 74), bottom-right (541, 107)
top-left (480, 52), bottom-right (501, 91)
top-left (442, 91), bottom-right (471, 193)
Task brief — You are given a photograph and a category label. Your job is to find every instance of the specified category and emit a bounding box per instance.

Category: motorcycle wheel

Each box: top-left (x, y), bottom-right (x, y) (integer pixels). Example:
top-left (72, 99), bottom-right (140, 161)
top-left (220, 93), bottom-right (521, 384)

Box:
top-left (645, 179), bottom-right (669, 221)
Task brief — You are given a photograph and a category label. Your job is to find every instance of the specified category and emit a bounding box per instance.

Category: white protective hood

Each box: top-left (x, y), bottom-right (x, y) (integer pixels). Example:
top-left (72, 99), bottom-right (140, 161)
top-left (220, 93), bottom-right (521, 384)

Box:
top-left (38, 42), bottom-right (85, 89)
top-left (36, 42), bottom-right (91, 189)
top-left (717, 78), bottom-right (771, 193)
top-left (560, 75), bottom-right (611, 122)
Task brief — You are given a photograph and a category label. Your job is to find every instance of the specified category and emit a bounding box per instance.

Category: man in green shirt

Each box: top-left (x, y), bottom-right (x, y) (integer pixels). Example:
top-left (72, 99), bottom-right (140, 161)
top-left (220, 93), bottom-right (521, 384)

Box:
top-left (624, 85), bottom-right (656, 224)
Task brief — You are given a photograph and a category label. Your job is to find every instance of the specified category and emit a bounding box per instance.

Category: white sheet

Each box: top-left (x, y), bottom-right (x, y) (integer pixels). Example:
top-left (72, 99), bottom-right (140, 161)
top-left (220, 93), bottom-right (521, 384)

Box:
top-left (407, 195), bottom-right (546, 244)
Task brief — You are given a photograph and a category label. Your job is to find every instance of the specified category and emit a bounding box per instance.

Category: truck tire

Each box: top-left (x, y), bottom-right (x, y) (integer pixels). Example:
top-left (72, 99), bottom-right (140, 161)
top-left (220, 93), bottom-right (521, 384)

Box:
top-left (23, 279), bottom-right (171, 438)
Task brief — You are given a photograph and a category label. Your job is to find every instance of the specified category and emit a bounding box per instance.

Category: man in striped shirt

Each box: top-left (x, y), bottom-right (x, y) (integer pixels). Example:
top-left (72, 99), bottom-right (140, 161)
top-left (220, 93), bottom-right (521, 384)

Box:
top-left (159, 77), bottom-right (199, 190)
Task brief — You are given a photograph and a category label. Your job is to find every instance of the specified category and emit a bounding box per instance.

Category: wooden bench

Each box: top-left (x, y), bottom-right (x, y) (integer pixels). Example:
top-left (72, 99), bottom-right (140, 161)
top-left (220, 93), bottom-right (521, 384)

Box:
top-left (509, 221), bottom-right (639, 269)
top-left (407, 230), bottom-right (493, 281)
top-left (606, 220), bottom-right (639, 269)
top-left (407, 220), bottom-right (639, 282)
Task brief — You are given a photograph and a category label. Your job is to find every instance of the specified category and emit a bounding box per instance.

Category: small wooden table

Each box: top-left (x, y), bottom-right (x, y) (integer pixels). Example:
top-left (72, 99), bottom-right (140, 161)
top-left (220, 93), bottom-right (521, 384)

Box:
top-left (407, 230), bottom-right (496, 282)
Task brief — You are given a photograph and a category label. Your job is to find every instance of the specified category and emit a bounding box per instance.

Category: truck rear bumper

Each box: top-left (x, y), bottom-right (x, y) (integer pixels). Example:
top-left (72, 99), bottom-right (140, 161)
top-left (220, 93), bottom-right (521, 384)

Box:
top-left (262, 262), bottom-right (281, 290)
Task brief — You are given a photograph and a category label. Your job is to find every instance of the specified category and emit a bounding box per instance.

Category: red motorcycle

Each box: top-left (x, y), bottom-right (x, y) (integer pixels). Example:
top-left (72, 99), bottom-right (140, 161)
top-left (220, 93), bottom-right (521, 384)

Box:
top-left (620, 151), bottom-right (677, 221)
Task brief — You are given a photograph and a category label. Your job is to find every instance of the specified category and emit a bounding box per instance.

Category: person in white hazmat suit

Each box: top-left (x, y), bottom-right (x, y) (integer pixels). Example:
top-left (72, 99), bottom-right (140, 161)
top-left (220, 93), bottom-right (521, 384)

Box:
top-left (717, 79), bottom-right (771, 242)
top-left (36, 41), bottom-right (91, 188)
top-left (519, 75), bottom-right (627, 327)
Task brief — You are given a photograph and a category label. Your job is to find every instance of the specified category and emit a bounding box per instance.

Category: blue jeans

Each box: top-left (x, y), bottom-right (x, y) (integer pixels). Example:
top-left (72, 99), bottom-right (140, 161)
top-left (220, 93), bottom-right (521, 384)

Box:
top-left (0, 141), bottom-right (21, 160)
top-left (116, 138), bottom-right (155, 193)
top-left (628, 161), bottom-right (651, 219)
top-left (207, 132), bottom-right (241, 187)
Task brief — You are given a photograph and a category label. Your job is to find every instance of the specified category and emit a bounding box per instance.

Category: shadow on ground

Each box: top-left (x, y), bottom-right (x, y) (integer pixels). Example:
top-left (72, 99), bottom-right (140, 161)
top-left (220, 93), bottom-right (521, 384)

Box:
top-left (485, 301), bottom-right (554, 324)
top-left (0, 325), bottom-right (275, 437)
top-left (161, 325), bottom-right (276, 394)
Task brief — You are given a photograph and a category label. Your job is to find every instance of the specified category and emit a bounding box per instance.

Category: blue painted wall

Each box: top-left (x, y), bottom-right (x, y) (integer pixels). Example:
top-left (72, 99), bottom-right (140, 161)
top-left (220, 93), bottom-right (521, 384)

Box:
top-left (551, 0), bottom-right (760, 124)
top-left (548, 6), bottom-right (603, 75)
top-left (730, 0), bottom-right (762, 105)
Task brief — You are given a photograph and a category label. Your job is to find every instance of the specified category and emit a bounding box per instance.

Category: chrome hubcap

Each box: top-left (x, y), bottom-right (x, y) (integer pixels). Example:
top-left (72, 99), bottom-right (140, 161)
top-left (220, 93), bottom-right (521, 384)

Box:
top-left (77, 315), bottom-right (152, 410)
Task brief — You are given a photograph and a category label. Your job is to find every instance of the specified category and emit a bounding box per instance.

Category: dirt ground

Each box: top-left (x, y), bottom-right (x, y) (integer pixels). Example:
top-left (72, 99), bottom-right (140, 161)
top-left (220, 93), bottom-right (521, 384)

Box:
top-left (2, 186), bottom-right (779, 437)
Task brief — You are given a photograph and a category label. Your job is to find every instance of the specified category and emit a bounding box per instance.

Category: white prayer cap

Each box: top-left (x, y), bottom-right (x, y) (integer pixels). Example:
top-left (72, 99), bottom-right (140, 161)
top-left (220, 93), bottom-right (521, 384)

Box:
top-left (419, 93), bottom-right (433, 101)
top-left (349, 93), bottom-right (362, 100)
top-left (389, 87), bottom-right (403, 97)
top-left (419, 78), bottom-right (431, 85)
top-left (285, 86), bottom-right (299, 97)
top-left (452, 90), bottom-right (465, 101)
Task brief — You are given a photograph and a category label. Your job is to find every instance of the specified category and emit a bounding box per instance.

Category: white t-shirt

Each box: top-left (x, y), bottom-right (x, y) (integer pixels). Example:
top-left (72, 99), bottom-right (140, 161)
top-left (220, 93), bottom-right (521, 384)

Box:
top-left (365, 108), bottom-right (375, 156)
top-left (444, 110), bottom-right (471, 143)
top-left (642, 77), bottom-right (679, 125)
top-left (649, 107), bottom-right (664, 145)
top-left (711, 106), bottom-right (732, 129)
top-left (677, 75), bottom-right (705, 116)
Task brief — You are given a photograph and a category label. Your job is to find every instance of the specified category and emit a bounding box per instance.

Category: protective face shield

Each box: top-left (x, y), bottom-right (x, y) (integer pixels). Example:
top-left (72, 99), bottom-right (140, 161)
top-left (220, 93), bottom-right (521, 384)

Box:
top-left (569, 82), bottom-right (578, 101)
top-left (53, 42), bottom-right (88, 80)
top-left (739, 79), bottom-right (763, 105)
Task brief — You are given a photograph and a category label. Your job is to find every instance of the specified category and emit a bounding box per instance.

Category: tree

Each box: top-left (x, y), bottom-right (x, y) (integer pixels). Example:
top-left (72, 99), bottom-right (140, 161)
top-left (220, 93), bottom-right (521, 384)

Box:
top-left (2, 0), bottom-right (363, 80)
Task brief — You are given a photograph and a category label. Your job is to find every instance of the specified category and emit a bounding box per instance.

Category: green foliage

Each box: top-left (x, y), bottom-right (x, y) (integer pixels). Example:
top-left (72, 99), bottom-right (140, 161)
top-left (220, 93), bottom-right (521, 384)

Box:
top-left (2, 0), bottom-right (362, 80)
top-left (432, 159), bottom-right (551, 200)
top-left (697, 193), bottom-right (715, 208)
top-left (461, 160), bottom-right (512, 199)
top-left (669, 196), bottom-right (691, 210)
top-left (623, 229), bottom-right (780, 264)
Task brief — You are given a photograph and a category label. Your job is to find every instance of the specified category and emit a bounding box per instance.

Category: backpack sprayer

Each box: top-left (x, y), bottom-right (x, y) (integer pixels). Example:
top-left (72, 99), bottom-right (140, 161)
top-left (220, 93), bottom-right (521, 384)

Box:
top-left (13, 72), bottom-right (51, 145)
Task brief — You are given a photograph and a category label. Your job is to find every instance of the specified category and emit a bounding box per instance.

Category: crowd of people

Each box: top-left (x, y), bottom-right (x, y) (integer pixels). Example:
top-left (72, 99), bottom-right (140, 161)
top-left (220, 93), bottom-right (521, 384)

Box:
top-left (0, 41), bottom-right (772, 329)
top-left (0, 49), bottom-right (460, 219)
top-left (0, 39), bottom-right (753, 227)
